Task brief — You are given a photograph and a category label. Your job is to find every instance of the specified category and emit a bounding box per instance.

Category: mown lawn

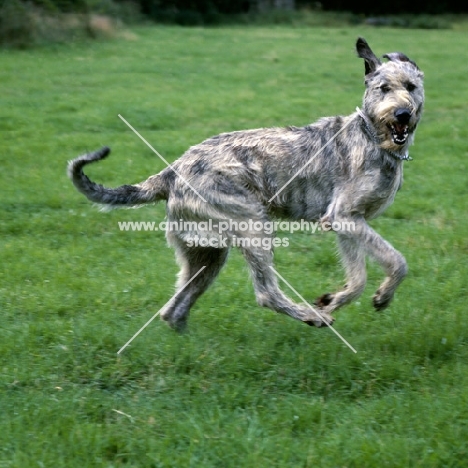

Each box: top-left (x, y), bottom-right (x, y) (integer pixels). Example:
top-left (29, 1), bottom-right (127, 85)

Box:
top-left (1, 26), bottom-right (467, 467)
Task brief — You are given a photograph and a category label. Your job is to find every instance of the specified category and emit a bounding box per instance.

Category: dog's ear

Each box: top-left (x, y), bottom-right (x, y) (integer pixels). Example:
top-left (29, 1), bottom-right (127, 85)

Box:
top-left (356, 37), bottom-right (381, 75)
top-left (383, 52), bottom-right (421, 71)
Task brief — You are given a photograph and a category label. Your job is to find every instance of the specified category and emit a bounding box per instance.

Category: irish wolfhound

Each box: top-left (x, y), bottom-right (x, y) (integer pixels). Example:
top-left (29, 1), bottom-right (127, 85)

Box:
top-left (68, 38), bottom-right (424, 331)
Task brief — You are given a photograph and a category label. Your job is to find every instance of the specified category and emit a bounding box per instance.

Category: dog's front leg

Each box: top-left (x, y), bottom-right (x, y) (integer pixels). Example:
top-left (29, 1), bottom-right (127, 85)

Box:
top-left (315, 232), bottom-right (367, 314)
top-left (363, 231), bottom-right (408, 311)
top-left (353, 217), bottom-right (407, 310)
top-left (317, 215), bottom-right (407, 314)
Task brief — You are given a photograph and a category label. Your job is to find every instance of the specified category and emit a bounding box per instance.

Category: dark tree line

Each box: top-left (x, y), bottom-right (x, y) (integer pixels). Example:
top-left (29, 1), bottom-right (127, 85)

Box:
top-left (317, 0), bottom-right (468, 14)
top-left (129, 0), bottom-right (467, 15)
top-left (7, 0), bottom-right (468, 15)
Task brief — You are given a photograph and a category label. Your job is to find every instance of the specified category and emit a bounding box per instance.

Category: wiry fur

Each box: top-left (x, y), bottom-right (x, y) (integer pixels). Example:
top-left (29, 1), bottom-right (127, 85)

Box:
top-left (68, 38), bottom-right (424, 331)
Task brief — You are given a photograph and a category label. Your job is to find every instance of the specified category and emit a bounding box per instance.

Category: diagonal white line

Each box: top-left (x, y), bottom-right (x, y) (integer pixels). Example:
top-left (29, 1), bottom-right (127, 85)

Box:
top-left (268, 266), bottom-right (357, 353)
top-left (268, 117), bottom-right (354, 203)
top-left (117, 266), bottom-right (206, 354)
top-left (118, 114), bottom-right (207, 202)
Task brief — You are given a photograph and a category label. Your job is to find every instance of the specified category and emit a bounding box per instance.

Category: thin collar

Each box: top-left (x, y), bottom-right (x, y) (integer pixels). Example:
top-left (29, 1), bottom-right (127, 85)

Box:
top-left (356, 107), bottom-right (413, 161)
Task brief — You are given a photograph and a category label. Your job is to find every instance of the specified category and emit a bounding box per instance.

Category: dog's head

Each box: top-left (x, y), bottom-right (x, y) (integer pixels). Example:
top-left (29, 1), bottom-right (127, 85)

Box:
top-left (356, 37), bottom-right (424, 151)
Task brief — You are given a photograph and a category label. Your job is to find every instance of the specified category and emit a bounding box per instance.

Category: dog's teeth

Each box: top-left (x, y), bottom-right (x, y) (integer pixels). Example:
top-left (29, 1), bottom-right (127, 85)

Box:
top-left (390, 124), bottom-right (409, 144)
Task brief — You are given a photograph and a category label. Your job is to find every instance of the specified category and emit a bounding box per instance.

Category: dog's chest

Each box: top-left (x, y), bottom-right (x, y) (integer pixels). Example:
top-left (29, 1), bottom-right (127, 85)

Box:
top-left (360, 163), bottom-right (403, 219)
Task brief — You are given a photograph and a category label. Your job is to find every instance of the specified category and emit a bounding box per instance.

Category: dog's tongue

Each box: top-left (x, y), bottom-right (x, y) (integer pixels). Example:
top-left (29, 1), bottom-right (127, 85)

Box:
top-left (394, 123), bottom-right (407, 134)
top-left (394, 123), bottom-right (408, 142)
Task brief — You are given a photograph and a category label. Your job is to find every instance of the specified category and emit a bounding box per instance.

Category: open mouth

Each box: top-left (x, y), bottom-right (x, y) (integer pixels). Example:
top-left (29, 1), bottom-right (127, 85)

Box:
top-left (389, 123), bottom-right (409, 145)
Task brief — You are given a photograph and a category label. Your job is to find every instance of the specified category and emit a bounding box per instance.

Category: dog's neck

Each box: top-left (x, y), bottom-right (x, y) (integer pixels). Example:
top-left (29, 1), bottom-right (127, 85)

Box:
top-left (356, 107), bottom-right (412, 162)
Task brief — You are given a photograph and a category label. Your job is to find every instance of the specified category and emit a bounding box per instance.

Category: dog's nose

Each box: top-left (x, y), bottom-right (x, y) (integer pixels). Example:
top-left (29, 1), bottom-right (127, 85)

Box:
top-left (394, 108), bottom-right (411, 125)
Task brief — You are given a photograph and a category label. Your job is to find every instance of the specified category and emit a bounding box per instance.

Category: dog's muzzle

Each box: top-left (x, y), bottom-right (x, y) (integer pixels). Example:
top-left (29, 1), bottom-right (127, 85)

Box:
top-left (389, 108), bottom-right (412, 145)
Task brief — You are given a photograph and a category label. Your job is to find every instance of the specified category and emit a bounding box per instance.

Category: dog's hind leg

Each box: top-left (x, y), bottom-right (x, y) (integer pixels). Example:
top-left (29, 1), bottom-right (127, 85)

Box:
top-left (240, 245), bottom-right (334, 327)
top-left (160, 236), bottom-right (229, 331)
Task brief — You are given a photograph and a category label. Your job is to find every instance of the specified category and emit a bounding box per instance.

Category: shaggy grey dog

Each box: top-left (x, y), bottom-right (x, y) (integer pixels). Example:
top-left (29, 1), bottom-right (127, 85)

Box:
top-left (68, 37), bottom-right (424, 331)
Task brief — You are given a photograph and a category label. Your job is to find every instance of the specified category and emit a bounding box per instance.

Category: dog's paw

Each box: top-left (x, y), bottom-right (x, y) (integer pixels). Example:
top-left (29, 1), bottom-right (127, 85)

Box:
top-left (372, 290), bottom-right (393, 311)
top-left (161, 313), bottom-right (189, 333)
top-left (304, 312), bottom-right (335, 328)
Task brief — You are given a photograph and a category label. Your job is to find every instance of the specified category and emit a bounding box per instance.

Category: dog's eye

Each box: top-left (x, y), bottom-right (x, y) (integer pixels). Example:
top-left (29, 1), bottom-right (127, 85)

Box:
top-left (406, 82), bottom-right (416, 92)
top-left (380, 84), bottom-right (391, 93)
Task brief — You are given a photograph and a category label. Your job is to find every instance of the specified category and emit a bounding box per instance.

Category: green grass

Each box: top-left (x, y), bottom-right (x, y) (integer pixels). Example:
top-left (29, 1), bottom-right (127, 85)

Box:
top-left (1, 26), bottom-right (468, 467)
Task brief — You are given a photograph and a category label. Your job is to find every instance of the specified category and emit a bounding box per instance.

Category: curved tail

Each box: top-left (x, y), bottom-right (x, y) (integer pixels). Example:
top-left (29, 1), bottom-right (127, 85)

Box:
top-left (67, 147), bottom-right (169, 207)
